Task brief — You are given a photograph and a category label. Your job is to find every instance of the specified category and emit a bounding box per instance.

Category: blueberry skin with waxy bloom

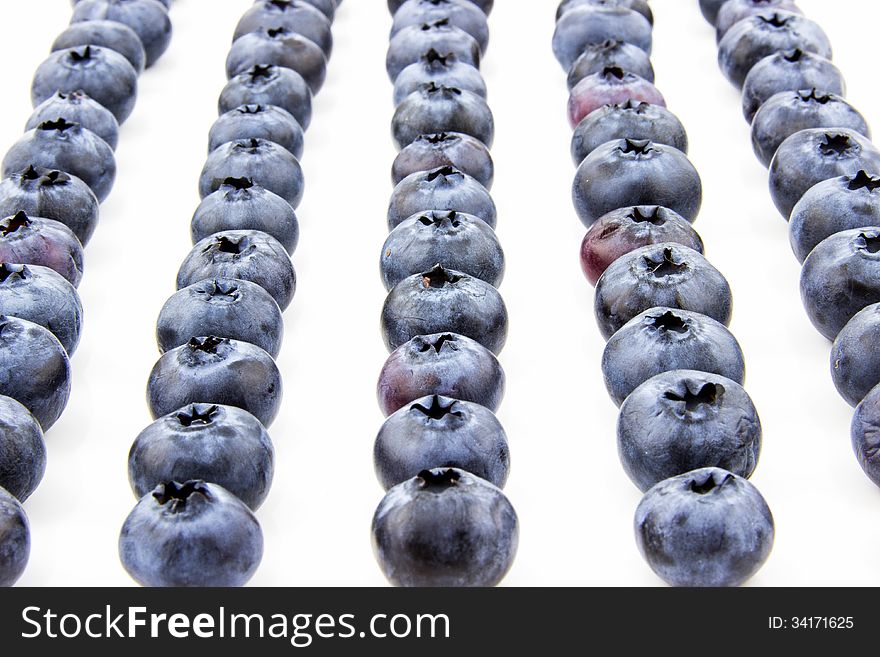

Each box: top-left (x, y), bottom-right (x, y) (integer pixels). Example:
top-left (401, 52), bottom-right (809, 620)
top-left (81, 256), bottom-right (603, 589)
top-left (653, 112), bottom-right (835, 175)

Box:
top-left (0, 212), bottom-right (84, 288)
top-left (0, 395), bottom-right (46, 503)
top-left (233, 0), bottom-right (333, 57)
top-left (393, 50), bottom-right (486, 106)
top-left (832, 303), bottom-right (880, 406)
top-left (391, 0), bottom-right (489, 54)
top-left (387, 166), bottom-right (495, 230)
top-left (302, 0), bottom-right (336, 20)
top-left (372, 468), bottom-right (517, 587)
top-left (635, 467), bottom-right (774, 587)
top-left (557, 0), bottom-right (653, 25)
top-left (552, 5), bottom-right (652, 72)
top-left (119, 481), bottom-right (263, 588)
top-left (377, 332), bottom-right (505, 416)
top-left (386, 20), bottom-right (481, 82)
top-left (392, 83), bottom-right (494, 149)
top-left (52, 19), bottom-right (146, 73)
top-left (566, 39), bottom-right (655, 90)
top-left (851, 384), bottom-right (880, 488)
top-left (715, 0), bottom-right (802, 42)
top-left (72, 0), bottom-right (172, 68)
top-left (389, 0), bottom-right (492, 15)
top-left (0, 486), bottom-right (29, 587)
top-left (27, 90), bottom-right (119, 151)
top-left (128, 404), bottom-right (275, 511)
top-left (209, 105), bottom-right (304, 160)
top-left (374, 395), bottom-right (509, 491)
top-left (226, 28), bottom-right (327, 94)
top-left (219, 65), bottom-right (312, 131)
top-left (392, 132), bottom-right (493, 189)
top-left (567, 67), bottom-right (665, 128)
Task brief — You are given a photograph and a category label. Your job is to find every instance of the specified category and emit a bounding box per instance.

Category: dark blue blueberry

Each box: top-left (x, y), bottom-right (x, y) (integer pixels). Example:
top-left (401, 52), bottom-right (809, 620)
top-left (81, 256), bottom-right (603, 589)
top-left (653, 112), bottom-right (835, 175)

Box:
top-left (800, 228), bottom-right (880, 340)
top-left (177, 230), bottom-right (295, 311)
top-left (0, 212), bottom-right (84, 287)
top-left (381, 210), bottom-right (503, 290)
top-left (635, 467), bottom-right (774, 587)
top-left (0, 486), bottom-right (29, 586)
top-left (573, 139), bottom-right (702, 227)
top-left (129, 404), bottom-right (274, 510)
top-left (378, 332), bottom-right (505, 416)
top-left (0, 395), bottom-right (46, 503)
top-left (0, 315), bottom-right (71, 430)
top-left (389, 0), bottom-right (491, 14)
top-left (393, 50), bottom-right (486, 106)
top-left (157, 278), bottom-right (283, 358)
top-left (602, 308), bottom-right (745, 406)
top-left (790, 171), bottom-right (880, 264)
top-left (234, 0), bottom-right (333, 57)
top-left (192, 177), bottom-right (298, 254)
top-left (27, 90), bottom-right (119, 151)
top-left (595, 244), bottom-right (732, 340)
top-left (699, 0), bottom-right (728, 24)
top-left (742, 49), bottom-right (844, 122)
top-left (392, 83), bottom-right (494, 149)
top-left (571, 101), bottom-right (688, 165)
top-left (388, 166), bottom-right (495, 230)
top-left (386, 20), bottom-right (480, 82)
top-left (717, 11), bottom-right (832, 89)
top-left (199, 138), bottom-right (303, 208)
top-left (391, 0), bottom-right (489, 54)
top-left (0, 166), bottom-right (99, 246)
top-left (52, 19), bottom-right (146, 73)
top-left (4, 119), bottom-right (116, 203)
top-left (147, 336), bottom-right (282, 427)
top-left (568, 66), bottom-right (665, 128)
top-left (769, 128), bottom-right (880, 219)
top-left (851, 383), bottom-right (880, 488)
top-left (752, 90), bottom-right (869, 168)
top-left (831, 302), bottom-right (880, 407)
top-left (392, 132), bottom-right (493, 189)
top-left (72, 0), bottom-right (172, 68)
top-left (715, 0), bottom-right (802, 42)
top-left (219, 64), bottom-right (312, 132)
top-left (225, 28), bottom-right (327, 94)
top-left (209, 105), bottom-right (303, 159)
top-left (371, 468), bottom-right (517, 587)
top-left (0, 264), bottom-right (83, 356)
top-left (557, 0), bottom-right (653, 24)
top-left (382, 264), bottom-right (508, 353)
top-left (552, 5), bottom-right (652, 72)
top-left (119, 480), bottom-right (263, 587)
top-left (566, 39), bottom-right (655, 90)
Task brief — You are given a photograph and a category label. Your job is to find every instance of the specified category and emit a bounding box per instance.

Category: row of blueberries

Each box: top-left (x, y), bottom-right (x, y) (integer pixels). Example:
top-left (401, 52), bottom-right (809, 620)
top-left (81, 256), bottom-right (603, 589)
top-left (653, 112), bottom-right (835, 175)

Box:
top-left (371, 0), bottom-right (519, 588)
top-left (116, 0), bottom-right (343, 587)
top-left (700, 2), bottom-right (880, 491)
top-left (553, 0), bottom-right (775, 587)
top-left (0, 0), bottom-right (174, 588)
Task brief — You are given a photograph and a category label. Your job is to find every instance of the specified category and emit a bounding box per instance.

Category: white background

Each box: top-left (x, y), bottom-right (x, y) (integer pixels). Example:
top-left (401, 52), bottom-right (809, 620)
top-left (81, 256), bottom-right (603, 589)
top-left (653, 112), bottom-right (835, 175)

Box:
top-left (3, 0), bottom-right (879, 587)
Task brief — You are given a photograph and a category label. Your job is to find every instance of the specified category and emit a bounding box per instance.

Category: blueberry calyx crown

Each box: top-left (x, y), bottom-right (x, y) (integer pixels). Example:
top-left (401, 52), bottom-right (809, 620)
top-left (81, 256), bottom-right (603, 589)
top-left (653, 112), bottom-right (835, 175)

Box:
top-left (420, 18), bottom-right (451, 31)
top-left (757, 13), bottom-right (791, 29)
top-left (0, 263), bottom-right (29, 283)
top-left (37, 118), bottom-right (77, 133)
top-left (267, 0), bottom-right (295, 10)
top-left (818, 133), bottom-right (855, 157)
top-left (20, 166), bottom-right (70, 187)
top-left (233, 138), bottom-right (265, 154)
top-left (648, 311), bottom-right (689, 334)
top-left (592, 39), bottom-right (623, 53)
top-left (421, 49), bottom-right (453, 67)
top-left (600, 66), bottom-right (627, 81)
top-left (187, 336), bottom-right (227, 354)
top-left (236, 104), bottom-right (266, 115)
top-left (418, 210), bottom-right (461, 228)
top-left (197, 279), bottom-right (241, 301)
top-left (847, 170), bottom-right (880, 192)
top-left (417, 333), bottom-right (456, 353)
top-left (688, 470), bottom-right (734, 495)
top-left (222, 176), bottom-right (256, 191)
top-left (782, 48), bottom-right (804, 63)
top-left (423, 81), bottom-right (462, 97)
top-left (421, 264), bottom-right (461, 288)
top-left (616, 99), bottom-right (651, 114)
top-left (664, 382), bottom-right (724, 412)
top-left (416, 468), bottom-right (461, 491)
top-left (619, 139), bottom-right (655, 156)
top-left (176, 404), bottom-right (220, 427)
top-left (855, 232), bottom-right (880, 254)
top-left (1, 211), bottom-right (32, 236)
top-left (153, 480), bottom-right (211, 513)
top-left (266, 27), bottom-right (291, 39)
top-left (247, 64), bottom-right (276, 82)
top-left (643, 247), bottom-right (687, 278)
top-left (425, 165), bottom-right (463, 182)
top-left (411, 395), bottom-right (463, 421)
top-left (213, 235), bottom-right (247, 255)
top-left (69, 46), bottom-right (94, 63)
top-left (627, 206), bottom-right (665, 225)
top-left (56, 89), bottom-right (87, 102)
top-left (797, 88), bottom-right (832, 104)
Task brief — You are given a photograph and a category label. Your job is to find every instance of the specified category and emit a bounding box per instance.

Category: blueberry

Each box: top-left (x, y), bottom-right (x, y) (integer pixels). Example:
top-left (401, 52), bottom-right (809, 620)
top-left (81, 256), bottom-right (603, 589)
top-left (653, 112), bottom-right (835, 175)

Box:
top-left (219, 64), bottom-right (312, 132)
top-left (800, 228), bottom-right (880, 340)
top-left (388, 166), bottom-right (495, 230)
top-left (209, 105), bottom-right (303, 160)
top-left (635, 467), bottom-right (774, 587)
top-left (0, 395), bottom-right (46, 503)
top-left (0, 486), bottom-right (29, 587)
top-left (851, 383), bottom-right (880, 488)
top-left (378, 332), bottom-right (505, 416)
top-left (382, 264), bottom-right (508, 353)
top-left (389, 0), bottom-right (492, 15)
top-left (571, 101), bottom-right (687, 165)
top-left (374, 395), bottom-right (509, 490)
top-left (831, 303), bottom-right (880, 407)
top-left (751, 90), bottom-right (869, 168)
top-left (392, 83), bottom-right (494, 149)
top-left (566, 39), bottom-right (655, 90)
top-left (391, 0), bottom-right (489, 54)
top-left (301, 0), bottom-right (336, 20)
top-left (0, 212), bottom-right (84, 288)
top-left (0, 264), bottom-right (83, 356)
top-left (552, 5), bottom-right (652, 72)
top-left (790, 171), bottom-right (880, 264)
top-left (234, 0), bottom-right (333, 57)
top-left (31, 46), bottom-right (137, 124)
top-left (27, 90), bottom-right (120, 151)
top-left (556, 0), bottom-right (653, 25)
top-left (0, 166), bottom-right (98, 246)
top-left (381, 210), bottom-right (503, 290)
top-left (393, 50), bottom-right (486, 106)
top-left (119, 480), bottom-right (263, 587)
top-left (699, 0), bottom-right (728, 24)
top-left (371, 468), bottom-right (517, 587)
top-left (768, 128), bottom-right (880, 219)
top-left (177, 230), bottom-right (295, 311)
top-left (392, 132), bottom-right (493, 189)
top-left (157, 278), bottom-right (283, 359)
top-left (717, 11), bottom-right (832, 88)
top-left (568, 66), bottom-right (665, 128)
top-left (715, 0), bottom-right (802, 42)
top-left (573, 139), bottom-right (702, 227)
top-left (51, 19), bottom-right (146, 73)
top-left (199, 138), bottom-right (303, 208)
top-left (226, 28), bottom-right (327, 94)
top-left (595, 244), bottom-right (732, 340)
top-left (73, 0), bottom-right (171, 8)
top-left (147, 336), bottom-right (282, 427)
top-left (386, 20), bottom-right (481, 82)
top-left (603, 309), bottom-right (745, 406)
top-left (72, 0), bottom-right (172, 68)
top-left (192, 177), bottom-right (299, 254)
top-left (580, 206), bottom-right (703, 285)
top-left (0, 315), bottom-right (71, 430)
top-left (129, 404), bottom-right (274, 510)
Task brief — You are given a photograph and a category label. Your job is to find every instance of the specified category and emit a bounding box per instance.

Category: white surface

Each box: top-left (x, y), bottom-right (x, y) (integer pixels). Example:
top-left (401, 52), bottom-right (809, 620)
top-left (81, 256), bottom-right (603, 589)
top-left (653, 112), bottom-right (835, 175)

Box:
top-left (3, 0), bottom-right (879, 587)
